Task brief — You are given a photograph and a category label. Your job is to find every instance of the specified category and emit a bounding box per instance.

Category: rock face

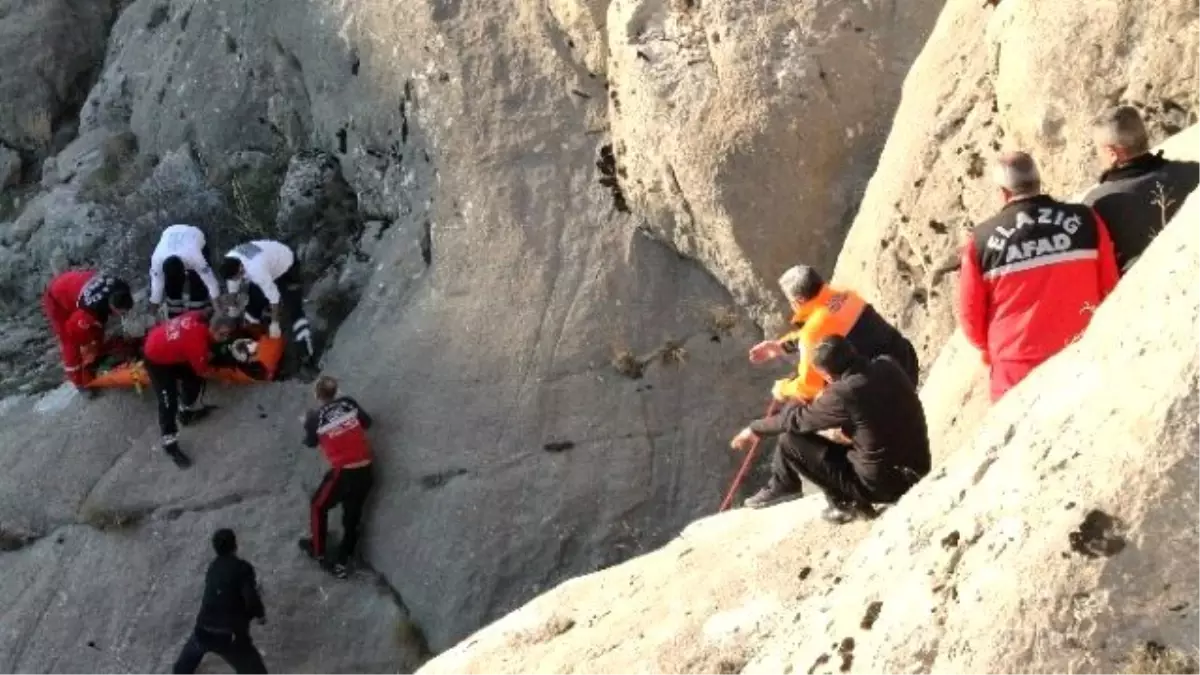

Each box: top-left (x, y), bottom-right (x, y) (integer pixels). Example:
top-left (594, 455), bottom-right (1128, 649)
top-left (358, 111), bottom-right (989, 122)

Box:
top-left (607, 0), bottom-right (944, 326)
top-left (419, 177), bottom-right (1200, 675)
top-left (831, 0), bottom-right (1199, 370)
top-left (0, 0), bottom-right (119, 157)
top-left (0, 383), bottom-right (427, 673)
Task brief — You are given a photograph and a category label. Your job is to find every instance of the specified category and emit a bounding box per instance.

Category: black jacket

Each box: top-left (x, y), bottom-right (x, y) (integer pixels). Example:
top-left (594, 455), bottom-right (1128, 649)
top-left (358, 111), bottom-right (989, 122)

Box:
top-left (1082, 151), bottom-right (1199, 272)
top-left (750, 356), bottom-right (931, 499)
top-left (195, 555), bottom-right (265, 635)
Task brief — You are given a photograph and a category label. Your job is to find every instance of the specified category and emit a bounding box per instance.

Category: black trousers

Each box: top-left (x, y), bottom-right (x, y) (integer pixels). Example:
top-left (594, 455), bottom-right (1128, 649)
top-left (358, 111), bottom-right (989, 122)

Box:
top-left (311, 465), bottom-right (374, 564)
top-left (146, 362), bottom-right (205, 441)
top-left (164, 270), bottom-right (213, 318)
top-left (245, 265), bottom-right (312, 357)
top-left (172, 627), bottom-right (267, 674)
top-left (772, 433), bottom-right (923, 506)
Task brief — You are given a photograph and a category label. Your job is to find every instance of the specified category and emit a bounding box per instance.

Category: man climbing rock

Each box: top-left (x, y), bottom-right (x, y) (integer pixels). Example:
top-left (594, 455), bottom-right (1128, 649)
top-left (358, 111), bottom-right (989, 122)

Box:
top-left (173, 529), bottom-right (268, 674)
top-left (298, 375), bottom-right (375, 580)
top-left (149, 224), bottom-right (222, 318)
top-left (41, 270), bottom-right (134, 392)
top-left (959, 151), bottom-right (1119, 402)
top-left (142, 311), bottom-right (236, 468)
top-left (1081, 105), bottom-right (1199, 274)
top-left (750, 264), bottom-right (919, 405)
top-left (731, 336), bottom-right (930, 517)
top-left (219, 240), bottom-right (315, 365)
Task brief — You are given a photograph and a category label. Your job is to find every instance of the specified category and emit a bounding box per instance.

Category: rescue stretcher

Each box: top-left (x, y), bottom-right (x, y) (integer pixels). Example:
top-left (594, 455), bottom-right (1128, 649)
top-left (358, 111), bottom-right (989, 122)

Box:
top-left (83, 333), bottom-right (285, 390)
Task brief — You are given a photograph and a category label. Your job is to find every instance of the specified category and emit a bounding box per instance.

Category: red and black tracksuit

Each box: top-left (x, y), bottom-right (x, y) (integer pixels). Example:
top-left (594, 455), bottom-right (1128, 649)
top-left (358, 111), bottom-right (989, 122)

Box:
top-left (41, 271), bottom-right (129, 386)
top-left (959, 194), bottom-right (1119, 401)
top-left (303, 397), bottom-right (374, 565)
top-left (143, 312), bottom-right (213, 447)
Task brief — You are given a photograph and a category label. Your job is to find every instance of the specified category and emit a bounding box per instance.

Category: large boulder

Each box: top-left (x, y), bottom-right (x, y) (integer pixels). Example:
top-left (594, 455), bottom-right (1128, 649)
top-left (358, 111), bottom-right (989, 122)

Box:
top-left (0, 383), bottom-right (427, 673)
top-left (606, 0), bottom-right (944, 326)
top-left (832, 0), bottom-right (1199, 371)
top-left (747, 188), bottom-right (1200, 674)
top-left (0, 0), bottom-right (120, 157)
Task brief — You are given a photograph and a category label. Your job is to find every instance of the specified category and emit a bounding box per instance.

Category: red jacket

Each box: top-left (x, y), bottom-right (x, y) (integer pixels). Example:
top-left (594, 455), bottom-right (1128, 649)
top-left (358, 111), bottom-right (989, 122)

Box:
top-left (43, 271), bottom-right (104, 385)
top-left (143, 311), bottom-right (213, 375)
top-left (303, 396), bottom-right (374, 468)
top-left (959, 194), bottom-right (1119, 398)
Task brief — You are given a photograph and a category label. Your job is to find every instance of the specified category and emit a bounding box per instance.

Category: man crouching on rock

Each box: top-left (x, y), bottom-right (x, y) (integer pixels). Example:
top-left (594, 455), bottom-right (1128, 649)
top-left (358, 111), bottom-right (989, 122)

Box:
top-left (730, 335), bottom-right (931, 521)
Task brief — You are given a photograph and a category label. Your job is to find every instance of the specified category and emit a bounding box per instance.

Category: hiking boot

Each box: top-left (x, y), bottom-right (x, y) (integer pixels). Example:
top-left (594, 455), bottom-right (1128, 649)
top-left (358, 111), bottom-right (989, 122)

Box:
top-left (330, 562), bottom-right (349, 580)
top-left (743, 483), bottom-right (802, 509)
top-left (164, 443), bottom-right (192, 469)
top-left (178, 405), bottom-right (217, 427)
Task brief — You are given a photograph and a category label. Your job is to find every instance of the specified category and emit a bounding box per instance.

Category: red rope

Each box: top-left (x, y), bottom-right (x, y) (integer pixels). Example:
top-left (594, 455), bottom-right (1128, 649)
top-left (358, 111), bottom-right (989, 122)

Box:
top-left (719, 398), bottom-right (781, 512)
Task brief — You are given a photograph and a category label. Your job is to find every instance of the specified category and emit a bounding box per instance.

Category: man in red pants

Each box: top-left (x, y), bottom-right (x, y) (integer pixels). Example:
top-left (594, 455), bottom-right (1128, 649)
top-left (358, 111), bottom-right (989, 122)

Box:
top-left (41, 270), bottom-right (134, 392)
top-left (298, 375), bottom-right (374, 580)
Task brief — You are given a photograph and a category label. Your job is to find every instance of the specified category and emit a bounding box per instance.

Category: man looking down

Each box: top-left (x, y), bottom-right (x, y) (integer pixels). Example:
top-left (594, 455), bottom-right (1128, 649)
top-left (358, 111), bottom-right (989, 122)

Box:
top-left (143, 312), bottom-right (236, 468)
top-left (749, 265), bottom-right (919, 405)
top-left (731, 336), bottom-right (931, 517)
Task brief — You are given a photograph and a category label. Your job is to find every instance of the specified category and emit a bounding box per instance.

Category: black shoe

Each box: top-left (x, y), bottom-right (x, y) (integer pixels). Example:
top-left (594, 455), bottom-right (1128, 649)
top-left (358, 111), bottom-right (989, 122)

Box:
top-left (743, 483), bottom-right (802, 509)
top-left (298, 537), bottom-right (322, 562)
top-left (164, 443), bottom-right (192, 469)
top-left (178, 405), bottom-right (217, 427)
top-left (330, 562), bottom-right (349, 580)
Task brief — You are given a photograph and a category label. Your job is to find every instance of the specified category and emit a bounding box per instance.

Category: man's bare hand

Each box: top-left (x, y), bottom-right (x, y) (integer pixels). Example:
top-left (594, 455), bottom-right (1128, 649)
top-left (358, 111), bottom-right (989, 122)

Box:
top-left (748, 340), bottom-right (783, 364)
top-left (730, 427), bottom-right (759, 452)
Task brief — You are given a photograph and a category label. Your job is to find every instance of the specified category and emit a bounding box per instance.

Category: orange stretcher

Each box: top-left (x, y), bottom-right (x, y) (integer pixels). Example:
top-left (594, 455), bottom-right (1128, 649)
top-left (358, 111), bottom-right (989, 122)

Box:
top-left (84, 335), bottom-right (285, 390)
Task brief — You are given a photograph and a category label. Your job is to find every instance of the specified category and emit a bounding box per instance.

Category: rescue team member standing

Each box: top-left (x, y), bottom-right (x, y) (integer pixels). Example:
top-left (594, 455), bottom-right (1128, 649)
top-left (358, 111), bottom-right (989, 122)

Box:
top-left (750, 265), bottom-right (919, 405)
top-left (143, 312), bottom-right (236, 468)
top-left (1082, 105), bottom-right (1200, 274)
top-left (298, 376), bottom-right (374, 580)
top-left (731, 336), bottom-right (931, 516)
top-left (959, 151), bottom-right (1119, 402)
top-left (41, 270), bottom-right (134, 391)
top-left (149, 224), bottom-right (222, 318)
top-left (173, 529), bottom-right (268, 674)
top-left (219, 240), bottom-right (314, 364)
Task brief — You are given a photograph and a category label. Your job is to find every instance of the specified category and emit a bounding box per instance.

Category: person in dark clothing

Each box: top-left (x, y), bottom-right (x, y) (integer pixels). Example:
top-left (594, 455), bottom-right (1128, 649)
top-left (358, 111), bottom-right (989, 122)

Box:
top-left (731, 335), bottom-right (931, 519)
top-left (298, 375), bottom-right (375, 580)
top-left (1082, 105), bottom-right (1199, 274)
top-left (173, 529), bottom-right (268, 674)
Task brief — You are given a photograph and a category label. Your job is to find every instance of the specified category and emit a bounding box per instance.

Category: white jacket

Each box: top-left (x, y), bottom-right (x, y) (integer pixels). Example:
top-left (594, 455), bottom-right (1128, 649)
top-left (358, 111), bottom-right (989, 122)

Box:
top-left (149, 224), bottom-right (221, 304)
top-left (225, 240), bottom-right (295, 304)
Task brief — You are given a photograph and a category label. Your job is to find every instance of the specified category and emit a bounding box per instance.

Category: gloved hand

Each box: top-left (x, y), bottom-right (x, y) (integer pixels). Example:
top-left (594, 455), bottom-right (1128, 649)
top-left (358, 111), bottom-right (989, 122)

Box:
top-left (268, 321), bottom-right (282, 339)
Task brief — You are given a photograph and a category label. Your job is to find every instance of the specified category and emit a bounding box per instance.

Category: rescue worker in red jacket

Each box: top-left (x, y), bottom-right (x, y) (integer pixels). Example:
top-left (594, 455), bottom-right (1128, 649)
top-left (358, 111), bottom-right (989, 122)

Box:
top-left (298, 375), bottom-right (374, 580)
top-left (41, 271), bottom-right (134, 391)
top-left (958, 151), bottom-right (1120, 402)
top-left (143, 312), bottom-right (236, 468)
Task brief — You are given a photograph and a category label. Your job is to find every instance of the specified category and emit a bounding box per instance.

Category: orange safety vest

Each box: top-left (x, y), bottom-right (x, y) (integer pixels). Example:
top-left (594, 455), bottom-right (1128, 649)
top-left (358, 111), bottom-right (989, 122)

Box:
top-left (775, 287), bottom-right (866, 402)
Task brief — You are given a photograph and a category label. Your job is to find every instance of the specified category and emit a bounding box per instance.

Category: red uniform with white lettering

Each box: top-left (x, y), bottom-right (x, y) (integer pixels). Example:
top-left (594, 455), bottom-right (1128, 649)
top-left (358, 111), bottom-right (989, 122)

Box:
top-left (42, 271), bottom-right (104, 385)
top-left (303, 397), bottom-right (373, 468)
top-left (143, 311), bottom-right (212, 376)
top-left (959, 194), bottom-right (1119, 401)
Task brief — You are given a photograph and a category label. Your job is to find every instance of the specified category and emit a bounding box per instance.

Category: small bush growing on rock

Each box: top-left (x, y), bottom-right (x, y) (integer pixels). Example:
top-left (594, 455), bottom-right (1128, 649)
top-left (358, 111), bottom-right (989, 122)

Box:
top-left (707, 305), bottom-right (739, 335)
top-left (79, 506), bottom-right (150, 531)
top-left (659, 339), bottom-right (687, 366)
top-left (1125, 642), bottom-right (1199, 674)
top-left (611, 348), bottom-right (644, 379)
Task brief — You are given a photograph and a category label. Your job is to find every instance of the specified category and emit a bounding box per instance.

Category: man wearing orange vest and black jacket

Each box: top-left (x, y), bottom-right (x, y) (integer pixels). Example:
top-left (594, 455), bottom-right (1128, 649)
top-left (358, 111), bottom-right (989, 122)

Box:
top-left (298, 375), bottom-right (374, 580)
top-left (959, 151), bottom-right (1119, 402)
top-left (749, 265), bottom-right (919, 405)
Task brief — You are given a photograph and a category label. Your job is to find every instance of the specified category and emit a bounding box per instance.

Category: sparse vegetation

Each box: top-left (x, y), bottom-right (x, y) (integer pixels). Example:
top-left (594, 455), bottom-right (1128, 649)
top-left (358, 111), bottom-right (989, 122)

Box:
top-left (659, 338), bottom-right (687, 366)
top-left (394, 616), bottom-right (432, 657)
top-left (708, 304), bottom-right (739, 335)
top-left (79, 506), bottom-right (150, 531)
top-left (78, 131), bottom-right (154, 205)
top-left (611, 348), bottom-right (645, 379)
top-left (1125, 642), bottom-right (1199, 674)
top-left (1151, 182), bottom-right (1176, 232)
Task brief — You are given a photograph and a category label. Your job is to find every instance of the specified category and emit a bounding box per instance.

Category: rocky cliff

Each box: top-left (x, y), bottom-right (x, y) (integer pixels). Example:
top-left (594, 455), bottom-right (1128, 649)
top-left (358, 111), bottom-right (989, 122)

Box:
top-left (0, 0), bottom-right (950, 671)
top-left (420, 155), bottom-right (1200, 675)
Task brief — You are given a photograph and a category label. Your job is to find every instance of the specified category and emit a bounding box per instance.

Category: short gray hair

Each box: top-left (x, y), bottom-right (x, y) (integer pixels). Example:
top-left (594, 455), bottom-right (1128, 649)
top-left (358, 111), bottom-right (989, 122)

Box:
top-left (991, 151), bottom-right (1041, 197)
top-left (777, 264), bottom-right (824, 302)
top-left (1092, 105), bottom-right (1150, 155)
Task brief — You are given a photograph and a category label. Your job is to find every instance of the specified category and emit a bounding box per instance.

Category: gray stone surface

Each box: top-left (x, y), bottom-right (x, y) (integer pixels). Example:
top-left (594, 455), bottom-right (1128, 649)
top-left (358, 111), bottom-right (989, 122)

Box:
top-left (0, 143), bottom-right (21, 188)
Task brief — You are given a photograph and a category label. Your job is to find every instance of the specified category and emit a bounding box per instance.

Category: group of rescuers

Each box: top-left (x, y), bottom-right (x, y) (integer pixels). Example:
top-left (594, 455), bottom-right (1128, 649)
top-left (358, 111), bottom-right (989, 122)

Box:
top-left (33, 106), bottom-right (1197, 673)
top-left (726, 105), bottom-right (1198, 518)
top-left (41, 229), bottom-right (375, 671)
